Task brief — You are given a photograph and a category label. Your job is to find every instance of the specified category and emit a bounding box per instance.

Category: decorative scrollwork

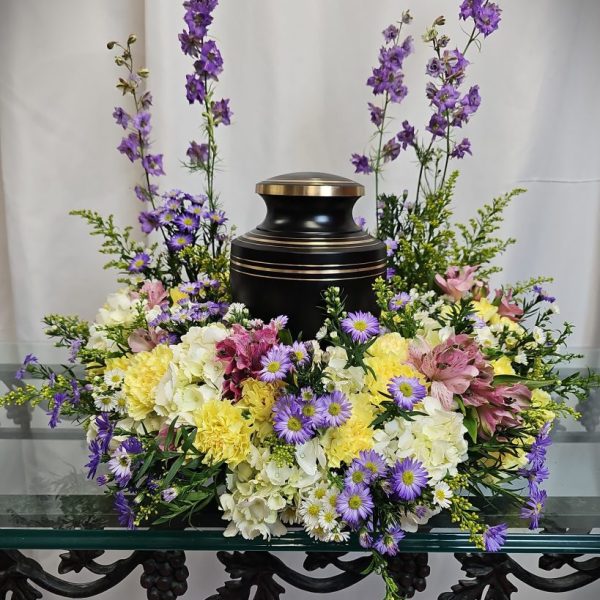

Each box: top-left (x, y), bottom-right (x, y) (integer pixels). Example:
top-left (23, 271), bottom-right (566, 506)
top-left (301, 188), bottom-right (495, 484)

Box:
top-left (440, 552), bottom-right (600, 599)
top-left (140, 551), bottom-right (189, 600)
top-left (386, 553), bottom-right (430, 598)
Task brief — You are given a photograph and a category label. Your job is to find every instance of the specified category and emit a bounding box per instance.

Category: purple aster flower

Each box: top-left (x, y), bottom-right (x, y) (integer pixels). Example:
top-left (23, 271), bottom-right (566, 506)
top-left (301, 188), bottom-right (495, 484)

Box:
top-left (273, 403), bottom-right (314, 444)
top-left (212, 98), bottom-right (232, 126)
top-left (159, 210), bottom-right (177, 226)
top-left (142, 154), bottom-right (165, 177)
top-left (259, 345), bottom-right (292, 382)
top-left (397, 120), bottom-right (415, 148)
top-left (96, 475), bottom-right (109, 486)
top-left (203, 209), bottom-right (227, 225)
top-left (526, 432), bottom-right (552, 470)
top-left (533, 285), bottom-right (556, 303)
top-left (357, 450), bottom-right (388, 480)
top-left (387, 376), bottom-right (427, 409)
top-left (385, 238), bottom-right (398, 257)
top-left (195, 40), bottom-right (223, 79)
top-left (368, 102), bottom-right (385, 127)
top-left (70, 379), bottom-right (81, 405)
top-left (68, 338), bottom-right (83, 363)
top-left (355, 216), bottom-right (368, 230)
top-left (359, 527), bottom-right (374, 549)
top-left (521, 487), bottom-right (547, 529)
top-left (475, 3), bottom-right (502, 37)
top-left (85, 439), bottom-right (102, 479)
top-left (451, 138), bottom-right (472, 159)
top-left (108, 448), bottom-right (132, 487)
top-left (290, 341), bottom-right (309, 366)
top-left (389, 457), bottom-right (428, 501)
top-left (336, 484), bottom-right (374, 527)
top-left (185, 73), bottom-right (206, 104)
top-left (351, 153), bottom-right (373, 175)
top-left (382, 24), bottom-right (399, 42)
top-left (47, 392), bottom-right (67, 428)
top-left (139, 211), bottom-right (160, 233)
top-left (128, 252), bottom-right (150, 273)
top-left (114, 492), bottom-right (135, 529)
top-left (345, 462), bottom-right (372, 487)
top-left (132, 111), bottom-right (152, 135)
top-left (373, 525), bottom-right (405, 556)
top-left (187, 141), bottom-right (209, 166)
top-left (519, 465), bottom-right (550, 492)
top-left (386, 267), bottom-right (396, 280)
top-left (483, 523), bottom-right (508, 552)
top-left (316, 390), bottom-right (352, 428)
top-left (167, 232), bottom-right (193, 251)
top-left (162, 487), bottom-right (178, 503)
top-left (382, 137), bottom-right (401, 163)
top-left (175, 213), bottom-right (200, 232)
top-left (117, 133), bottom-right (140, 162)
top-left (389, 292), bottom-right (411, 311)
top-left (426, 113), bottom-right (448, 137)
top-left (15, 353), bottom-right (38, 380)
top-left (426, 57), bottom-right (443, 78)
top-left (341, 311), bottom-right (380, 343)
top-left (112, 107), bottom-right (130, 129)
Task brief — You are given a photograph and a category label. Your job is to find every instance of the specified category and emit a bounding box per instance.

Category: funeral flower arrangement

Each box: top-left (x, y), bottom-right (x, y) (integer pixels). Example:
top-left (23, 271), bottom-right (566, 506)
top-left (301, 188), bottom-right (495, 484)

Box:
top-left (3, 1), bottom-right (597, 598)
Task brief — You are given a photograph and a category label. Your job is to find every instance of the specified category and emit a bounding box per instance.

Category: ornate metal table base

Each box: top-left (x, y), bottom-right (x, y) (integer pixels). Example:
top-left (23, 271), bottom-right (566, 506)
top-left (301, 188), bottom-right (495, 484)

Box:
top-left (1, 549), bottom-right (599, 599)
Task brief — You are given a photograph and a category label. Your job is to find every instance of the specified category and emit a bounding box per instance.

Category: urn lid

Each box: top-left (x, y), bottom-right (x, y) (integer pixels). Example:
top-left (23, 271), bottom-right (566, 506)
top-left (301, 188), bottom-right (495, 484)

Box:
top-left (256, 172), bottom-right (364, 198)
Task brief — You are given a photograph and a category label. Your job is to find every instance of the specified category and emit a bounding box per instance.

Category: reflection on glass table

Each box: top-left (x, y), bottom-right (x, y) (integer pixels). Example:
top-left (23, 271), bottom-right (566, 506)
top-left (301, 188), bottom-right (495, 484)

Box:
top-left (1, 344), bottom-right (599, 599)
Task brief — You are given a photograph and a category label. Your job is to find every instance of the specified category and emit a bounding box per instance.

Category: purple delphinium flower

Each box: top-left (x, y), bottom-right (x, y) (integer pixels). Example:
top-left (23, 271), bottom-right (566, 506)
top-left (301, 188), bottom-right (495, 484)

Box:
top-left (167, 232), bottom-right (193, 251)
top-left (475, 3), bottom-right (502, 37)
top-left (108, 448), bottom-right (132, 487)
top-left (96, 413), bottom-right (114, 452)
top-left (162, 487), bottom-right (178, 503)
top-left (272, 403), bottom-right (314, 445)
top-left (426, 57), bottom-right (443, 77)
top-left (356, 449), bottom-right (388, 480)
top-left (387, 376), bottom-right (427, 409)
top-left (386, 267), bottom-right (396, 280)
top-left (340, 311), bottom-right (380, 343)
top-left (373, 525), bottom-right (405, 556)
top-left (212, 98), bottom-right (232, 126)
top-left (260, 346), bottom-right (292, 382)
top-left (483, 523), bottom-right (508, 552)
top-left (520, 487), bottom-right (547, 530)
top-left (133, 111), bottom-right (152, 135)
top-left (397, 120), bottom-right (415, 148)
top-left (142, 154), bottom-right (165, 177)
top-left (68, 338), bottom-right (83, 363)
top-left (316, 391), bottom-right (352, 428)
top-left (382, 138), bottom-right (401, 163)
top-left (533, 285), bottom-right (556, 303)
top-left (345, 462), bottom-right (372, 487)
top-left (382, 24), bottom-right (399, 43)
top-left (389, 457), bottom-right (429, 501)
top-left (432, 83), bottom-right (460, 111)
top-left (389, 292), bottom-right (411, 311)
top-left (114, 492), bottom-right (136, 530)
top-left (15, 353), bottom-right (38, 380)
top-left (117, 133), bottom-right (140, 162)
top-left (128, 252), bottom-right (150, 273)
top-left (426, 113), bottom-right (448, 137)
top-left (47, 392), bottom-right (67, 428)
top-left (85, 439), bottom-right (102, 479)
top-left (187, 141), bottom-right (209, 166)
top-left (351, 153), bottom-right (373, 175)
top-left (368, 102), bottom-right (384, 127)
top-left (451, 138), bottom-right (472, 159)
top-left (336, 484), bottom-right (374, 527)
top-left (185, 73), bottom-right (206, 104)
top-left (113, 107), bottom-right (130, 128)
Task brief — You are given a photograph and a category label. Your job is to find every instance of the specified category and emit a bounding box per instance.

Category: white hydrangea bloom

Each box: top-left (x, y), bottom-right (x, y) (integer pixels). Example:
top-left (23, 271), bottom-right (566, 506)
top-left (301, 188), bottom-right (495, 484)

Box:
top-left (322, 346), bottom-right (366, 394)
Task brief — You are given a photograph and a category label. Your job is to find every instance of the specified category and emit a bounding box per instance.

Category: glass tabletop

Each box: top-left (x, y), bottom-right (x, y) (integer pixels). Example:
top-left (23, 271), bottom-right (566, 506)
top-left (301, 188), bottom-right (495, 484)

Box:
top-left (1, 344), bottom-right (599, 553)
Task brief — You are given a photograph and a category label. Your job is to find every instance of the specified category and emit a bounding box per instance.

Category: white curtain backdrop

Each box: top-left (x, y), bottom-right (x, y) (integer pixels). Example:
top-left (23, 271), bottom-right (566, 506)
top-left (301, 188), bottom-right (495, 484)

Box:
top-left (1, 0), bottom-right (599, 598)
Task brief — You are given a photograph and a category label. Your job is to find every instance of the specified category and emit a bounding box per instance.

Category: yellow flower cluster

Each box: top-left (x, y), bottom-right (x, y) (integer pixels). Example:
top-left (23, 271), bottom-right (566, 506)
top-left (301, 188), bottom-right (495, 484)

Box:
top-left (472, 299), bottom-right (524, 334)
top-left (321, 393), bottom-right (375, 467)
top-left (104, 356), bottom-right (131, 373)
top-left (194, 398), bottom-right (252, 466)
top-left (123, 345), bottom-right (173, 421)
top-left (238, 379), bottom-right (281, 439)
top-left (363, 333), bottom-right (424, 404)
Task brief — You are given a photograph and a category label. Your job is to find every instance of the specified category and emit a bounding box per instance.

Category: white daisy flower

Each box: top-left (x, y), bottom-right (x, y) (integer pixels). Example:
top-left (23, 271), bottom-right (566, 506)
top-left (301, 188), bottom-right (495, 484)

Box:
top-left (318, 508), bottom-right (339, 531)
top-left (104, 369), bottom-right (125, 388)
top-left (329, 529), bottom-right (350, 543)
top-left (300, 500), bottom-right (322, 528)
top-left (432, 481), bottom-right (453, 508)
top-left (94, 395), bottom-right (117, 412)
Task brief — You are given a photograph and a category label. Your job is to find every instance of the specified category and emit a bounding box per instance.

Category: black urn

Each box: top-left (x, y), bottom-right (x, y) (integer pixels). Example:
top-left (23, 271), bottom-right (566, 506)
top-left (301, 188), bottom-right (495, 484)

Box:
top-left (230, 172), bottom-right (386, 338)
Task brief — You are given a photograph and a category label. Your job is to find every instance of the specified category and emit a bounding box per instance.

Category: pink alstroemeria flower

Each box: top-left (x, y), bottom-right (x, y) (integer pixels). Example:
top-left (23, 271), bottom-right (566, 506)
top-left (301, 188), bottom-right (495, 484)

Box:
top-left (495, 289), bottom-right (524, 321)
top-left (140, 280), bottom-right (168, 309)
top-left (476, 384), bottom-right (531, 437)
top-left (434, 265), bottom-right (479, 301)
top-left (127, 327), bottom-right (168, 353)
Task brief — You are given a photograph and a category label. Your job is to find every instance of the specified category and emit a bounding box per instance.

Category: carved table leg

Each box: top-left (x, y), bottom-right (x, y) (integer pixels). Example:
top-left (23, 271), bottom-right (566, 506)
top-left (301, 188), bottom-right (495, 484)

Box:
top-left (440, 552), bottom-right (600, 599)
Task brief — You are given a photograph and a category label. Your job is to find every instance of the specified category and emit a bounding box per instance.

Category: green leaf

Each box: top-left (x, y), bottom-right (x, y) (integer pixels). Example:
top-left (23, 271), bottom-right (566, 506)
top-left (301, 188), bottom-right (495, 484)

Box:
top-left (464, 409), bottom-right (479, 443)
top-left (163, 455), bottom-right (186, 486)
top-left (134, 450), bottom-right (156, 484)
top-left (492, 375), bottom-right (555, 389)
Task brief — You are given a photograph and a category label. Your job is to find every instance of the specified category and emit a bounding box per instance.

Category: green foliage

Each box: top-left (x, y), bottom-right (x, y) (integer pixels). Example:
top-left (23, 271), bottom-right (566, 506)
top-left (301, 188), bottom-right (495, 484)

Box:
top-left (43, 314), bottom-right (90, 348)
top-left (452, 189), bottom-right (523, 278)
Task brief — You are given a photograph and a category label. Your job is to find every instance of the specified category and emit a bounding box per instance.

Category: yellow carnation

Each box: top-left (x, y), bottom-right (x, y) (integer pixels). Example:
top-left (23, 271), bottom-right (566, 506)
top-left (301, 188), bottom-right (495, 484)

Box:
top-left (491, 356), bottom-right (515, 376)
top-left (364, 333), bottom-right (424, 404)
top-left (123, 345), bottom-right (172, 421)
top-left (531, 389), bottom-right (551, 408)
top-left (104, 356), bottom-right (131, 373)
top-left (238, 379), bottom-right (280, 439)
top-left (194, 398), bottom-right (252, 466)
top-left (170, 288), bottom-right (188, 304)
top-left (321, 393), bottom-right (375, 467)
